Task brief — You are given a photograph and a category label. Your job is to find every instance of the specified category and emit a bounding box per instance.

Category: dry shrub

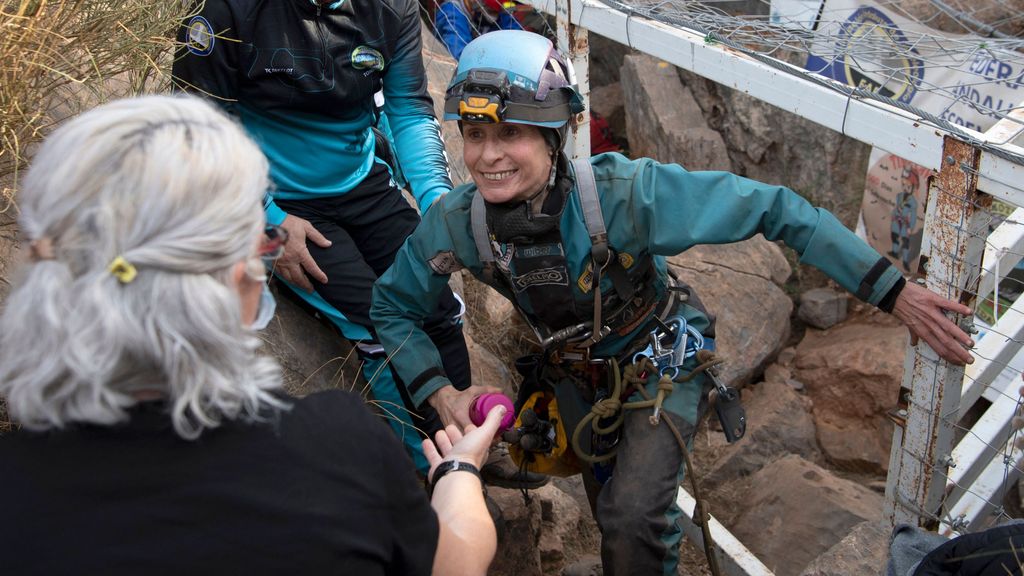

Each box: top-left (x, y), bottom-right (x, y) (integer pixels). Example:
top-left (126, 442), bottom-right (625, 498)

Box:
top-left (0, 0), bottom-right (192, 202)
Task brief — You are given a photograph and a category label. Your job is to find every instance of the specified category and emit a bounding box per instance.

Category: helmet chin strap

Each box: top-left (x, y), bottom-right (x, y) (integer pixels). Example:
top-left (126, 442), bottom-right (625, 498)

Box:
top-left (523, 146), bottom-right (560, 218)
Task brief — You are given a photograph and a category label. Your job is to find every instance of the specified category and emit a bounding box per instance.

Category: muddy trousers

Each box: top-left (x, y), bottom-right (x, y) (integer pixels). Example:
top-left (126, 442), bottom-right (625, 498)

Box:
top-left (274, 163), bottom-right (471, 473)
top-left (555, 371), bottom-right (708, 576)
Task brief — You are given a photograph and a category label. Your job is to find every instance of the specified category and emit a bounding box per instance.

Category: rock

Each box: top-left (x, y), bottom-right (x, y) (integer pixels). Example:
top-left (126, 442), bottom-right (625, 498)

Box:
top-left (677, 68), bottom-right (871, 228)
top-left (672, 235), bottom-right (792, 287)
top-left (488, 483), bottom-right (601, 576)
top-left (776, 346), bottom-right (797, 367)
top-left (562, 554), bottom-right (602, 576)
top-left (262, 283), bottom-right (360, 398)
top-left (730, 455), bottom-right (883, 576)
top-left (668, 236), bottom-right (792, 388)
top-left (787, 378), bottom-right (806, 393)
top-left (466, 331), bottom-right (516, 396)
top-left (799, 520), bottom-right (890, 576)
top-left (798, 288), bottom-right (849, 330)
top-left (702, 377), bottom-right (821, 486)
top-left (489, 487), bottom-right (543, 576)
top-left (621, 54), bottom-right (731, 171)
top-left (793, 311), bottom-right (907, 473)
top-left (763, 363), bottom-right (792, 385)
top-left (460, 271), bottom-right (539, 367)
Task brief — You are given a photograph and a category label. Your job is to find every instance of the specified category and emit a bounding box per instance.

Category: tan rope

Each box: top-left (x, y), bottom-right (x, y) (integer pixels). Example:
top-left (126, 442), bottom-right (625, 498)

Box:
top-left (566, 354), bottom-right (725, 576)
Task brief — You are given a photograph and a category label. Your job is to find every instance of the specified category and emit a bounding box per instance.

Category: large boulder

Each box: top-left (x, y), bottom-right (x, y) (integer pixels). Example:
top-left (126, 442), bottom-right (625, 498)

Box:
top-left (701, 375), bottom-right (821, 486)
top-left (792, 309), bottom-right (907, 473)
top-left (677, 67), bottom-right (870, 228)
top-left (459, 270), bottom-right (539, 371)
top-left (730, 455), bottom-right (883, 576)
top-left (466, 331), bottom-right (516, 396)
top-left (667, 236), bottom-right (793, 388)
top-left (263, 285), bottom-right (360, 398)
top-left (622, 54), bottom-right (731, 171)
top-left (800, 519), bottom-right (890, 576)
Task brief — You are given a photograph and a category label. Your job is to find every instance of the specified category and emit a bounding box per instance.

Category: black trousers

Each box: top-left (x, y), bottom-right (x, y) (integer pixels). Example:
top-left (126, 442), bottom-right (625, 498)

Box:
top-left (275, 163), bottom-right (471, 438)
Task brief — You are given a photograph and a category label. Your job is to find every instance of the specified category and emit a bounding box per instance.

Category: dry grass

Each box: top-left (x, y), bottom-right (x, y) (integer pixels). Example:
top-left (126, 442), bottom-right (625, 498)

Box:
top-left (1, 0), bottom-right (191, 199)
top-left (0, 398), bottom-right (12, 433)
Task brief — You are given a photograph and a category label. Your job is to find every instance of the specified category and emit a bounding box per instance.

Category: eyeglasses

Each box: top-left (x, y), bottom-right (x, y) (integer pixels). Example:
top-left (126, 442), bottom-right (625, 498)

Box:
top-left (259, 225), bottom-right (288, 261)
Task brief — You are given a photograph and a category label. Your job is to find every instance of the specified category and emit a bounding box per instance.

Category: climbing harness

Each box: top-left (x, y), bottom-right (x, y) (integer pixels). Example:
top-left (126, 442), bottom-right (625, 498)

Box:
top-left (631, 315), bottom-right (705, 380)
top-left (471, 158), bottom-right (658, 351)
top-left (505, 340), bottom-right (745, 576)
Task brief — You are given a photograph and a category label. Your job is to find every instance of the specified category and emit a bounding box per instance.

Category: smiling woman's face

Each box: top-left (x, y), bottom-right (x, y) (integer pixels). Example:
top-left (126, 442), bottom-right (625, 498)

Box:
top-left (462, 122), bottom-right (553, 205)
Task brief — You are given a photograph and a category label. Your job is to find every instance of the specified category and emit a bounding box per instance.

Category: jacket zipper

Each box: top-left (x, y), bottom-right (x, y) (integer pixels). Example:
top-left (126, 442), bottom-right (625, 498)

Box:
top-left (315, 4), bottom-right (328, 67)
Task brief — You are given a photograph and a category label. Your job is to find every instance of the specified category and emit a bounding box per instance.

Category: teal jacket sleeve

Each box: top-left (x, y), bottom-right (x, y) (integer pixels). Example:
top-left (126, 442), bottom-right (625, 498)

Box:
top-left (383, 0), bottom-right (453, 213)
top-left (620, 157), bottom-right (901, 305)
top-left (371, 195), bottom-right (466, 408)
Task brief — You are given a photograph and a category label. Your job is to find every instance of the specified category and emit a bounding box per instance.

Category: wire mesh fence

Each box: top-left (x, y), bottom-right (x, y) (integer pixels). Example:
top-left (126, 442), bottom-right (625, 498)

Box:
top-left (889, 156), bottom-right (1024, 535)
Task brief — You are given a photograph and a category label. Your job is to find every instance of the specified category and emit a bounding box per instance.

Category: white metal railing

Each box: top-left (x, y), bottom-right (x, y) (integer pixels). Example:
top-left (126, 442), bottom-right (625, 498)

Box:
top-left (525, 0), bottom-right (1024, 571)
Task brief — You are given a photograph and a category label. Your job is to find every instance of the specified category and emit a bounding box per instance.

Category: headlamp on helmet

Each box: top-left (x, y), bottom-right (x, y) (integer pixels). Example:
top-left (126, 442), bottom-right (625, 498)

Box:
top-left (454, 69), bottom-right (510, 124)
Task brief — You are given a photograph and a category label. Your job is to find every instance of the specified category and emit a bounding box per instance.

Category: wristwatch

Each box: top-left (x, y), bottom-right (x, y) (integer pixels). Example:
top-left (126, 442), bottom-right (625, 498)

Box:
top-left (429, 459), bottom-right (482, 493)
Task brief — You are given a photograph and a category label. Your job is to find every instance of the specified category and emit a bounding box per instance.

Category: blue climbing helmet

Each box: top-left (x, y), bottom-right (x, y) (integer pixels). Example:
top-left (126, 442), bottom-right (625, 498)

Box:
top-left (444, 30), bottom-right (585, 144)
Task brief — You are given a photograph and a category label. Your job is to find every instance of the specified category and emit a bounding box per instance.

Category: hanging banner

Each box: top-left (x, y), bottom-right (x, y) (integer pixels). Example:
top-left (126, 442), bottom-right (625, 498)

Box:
top-left (803, 0), bottom-right (1022, 275)
top-left (769, 0), bottom-right (824, 31)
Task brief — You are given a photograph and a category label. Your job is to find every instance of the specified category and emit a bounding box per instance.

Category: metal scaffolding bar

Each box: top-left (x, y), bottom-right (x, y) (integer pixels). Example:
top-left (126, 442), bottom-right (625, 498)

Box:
top-left (885, 137), bottom-right (988, 528)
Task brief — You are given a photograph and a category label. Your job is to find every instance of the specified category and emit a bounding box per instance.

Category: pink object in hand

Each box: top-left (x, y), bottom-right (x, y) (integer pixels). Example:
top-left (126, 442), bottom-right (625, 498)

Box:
top-left (469, 393), bottom-right (516, 431)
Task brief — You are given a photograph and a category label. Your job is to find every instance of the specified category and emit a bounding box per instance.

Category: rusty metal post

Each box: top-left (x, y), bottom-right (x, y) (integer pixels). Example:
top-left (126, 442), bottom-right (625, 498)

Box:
top-left (884, 137), bottom-right (988, 528)
top-left (555, 0), bottom-right (590, 160)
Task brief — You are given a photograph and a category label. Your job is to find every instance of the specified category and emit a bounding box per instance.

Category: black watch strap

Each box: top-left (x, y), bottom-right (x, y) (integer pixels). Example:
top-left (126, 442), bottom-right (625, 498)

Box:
top-left (429, 459), bottom-right (482, 493)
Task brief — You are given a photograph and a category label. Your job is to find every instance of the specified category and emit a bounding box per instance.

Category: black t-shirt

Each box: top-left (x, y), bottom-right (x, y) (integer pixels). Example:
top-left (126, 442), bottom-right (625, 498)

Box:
top-left (0, 390), bottom-right (438, 576)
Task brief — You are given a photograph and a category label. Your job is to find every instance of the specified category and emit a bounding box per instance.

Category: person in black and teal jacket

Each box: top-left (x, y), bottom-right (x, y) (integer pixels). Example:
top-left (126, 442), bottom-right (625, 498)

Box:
top-left (372, 30), bottom-right (976, 575)
top-left (172, 0), bottom-right (546, 489)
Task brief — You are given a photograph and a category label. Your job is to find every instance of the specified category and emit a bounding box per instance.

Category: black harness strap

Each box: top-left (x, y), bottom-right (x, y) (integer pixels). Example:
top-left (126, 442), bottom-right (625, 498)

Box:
top-left (471, 192), bottom-right (496, 284)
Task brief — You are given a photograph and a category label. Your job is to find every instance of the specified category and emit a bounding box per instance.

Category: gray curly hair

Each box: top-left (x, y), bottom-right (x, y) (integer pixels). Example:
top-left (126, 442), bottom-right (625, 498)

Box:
top-left (0, 94), bottom-right (285, 439)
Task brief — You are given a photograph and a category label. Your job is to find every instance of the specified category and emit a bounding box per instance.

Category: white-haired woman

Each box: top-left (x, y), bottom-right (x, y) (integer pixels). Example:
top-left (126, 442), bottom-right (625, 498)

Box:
top-left (0, 95), bottom-right (499, 576)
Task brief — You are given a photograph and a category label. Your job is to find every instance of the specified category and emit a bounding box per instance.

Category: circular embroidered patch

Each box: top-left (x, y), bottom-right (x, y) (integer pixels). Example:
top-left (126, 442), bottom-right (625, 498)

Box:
top-left (186, 15), bottom-right (215, 57)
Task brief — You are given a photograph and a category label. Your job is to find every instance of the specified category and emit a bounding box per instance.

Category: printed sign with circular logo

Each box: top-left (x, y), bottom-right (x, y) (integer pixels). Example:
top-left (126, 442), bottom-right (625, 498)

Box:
top-left (186, 16), bottom-right (215, 57)
top-left (836, 7), bottom-right (923, 104)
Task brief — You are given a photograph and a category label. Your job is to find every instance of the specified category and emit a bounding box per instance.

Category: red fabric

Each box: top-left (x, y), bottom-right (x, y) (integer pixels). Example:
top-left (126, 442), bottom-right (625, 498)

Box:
top-left (480, 0), bottom-right (503, 12)
top-left (589, 111), bottom-right (620, 155)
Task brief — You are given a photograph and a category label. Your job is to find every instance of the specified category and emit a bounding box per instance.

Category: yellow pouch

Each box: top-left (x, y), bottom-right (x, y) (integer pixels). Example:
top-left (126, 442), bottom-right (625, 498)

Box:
top-left (508, 391), bottom-right (581, 477)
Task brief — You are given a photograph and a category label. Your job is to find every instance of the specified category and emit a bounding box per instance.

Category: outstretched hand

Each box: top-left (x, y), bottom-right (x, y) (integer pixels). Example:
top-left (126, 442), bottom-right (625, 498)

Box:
top-left (891, 281), bottom-right (975, 365)
top-left (423, 404), bottom-right (507, 484)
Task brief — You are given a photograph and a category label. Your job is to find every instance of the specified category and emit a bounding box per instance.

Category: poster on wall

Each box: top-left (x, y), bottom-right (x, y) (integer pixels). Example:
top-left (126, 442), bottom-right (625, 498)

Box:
top-left (799, 0), bottom-right (1022, 275)
top-left (860, 151), bottom-right (928, 272)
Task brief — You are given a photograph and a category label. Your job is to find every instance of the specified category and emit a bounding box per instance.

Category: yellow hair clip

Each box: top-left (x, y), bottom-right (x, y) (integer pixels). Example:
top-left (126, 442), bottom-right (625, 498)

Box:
top-left (108, 256), bottom-right (138, 284)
